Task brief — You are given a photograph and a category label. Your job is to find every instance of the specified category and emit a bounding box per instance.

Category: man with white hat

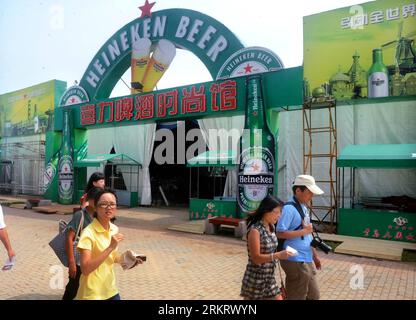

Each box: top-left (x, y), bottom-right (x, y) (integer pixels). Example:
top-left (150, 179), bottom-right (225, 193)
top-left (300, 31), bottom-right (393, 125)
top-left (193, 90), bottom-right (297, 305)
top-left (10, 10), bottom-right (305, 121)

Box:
top-left (276, 174), bottom-right (323, 300)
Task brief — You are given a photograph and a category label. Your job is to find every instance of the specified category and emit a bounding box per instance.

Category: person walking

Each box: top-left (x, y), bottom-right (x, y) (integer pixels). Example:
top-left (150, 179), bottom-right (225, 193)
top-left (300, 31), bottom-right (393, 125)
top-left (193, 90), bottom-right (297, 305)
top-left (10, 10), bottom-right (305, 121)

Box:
top-left (80, 172), bottom-right (105, 209)
top-left (0, 204), bottom-right (16, 271)
top-left (276, 174), bottom-right (324, 300)
top-left (62, 187), bottom-right (101, 300)
top-left (79, 172), bottom-right (117, 223)
top-left (241, 195), bottom-right (294, 300)
top-left (75, 188), bottom-right (142, 300)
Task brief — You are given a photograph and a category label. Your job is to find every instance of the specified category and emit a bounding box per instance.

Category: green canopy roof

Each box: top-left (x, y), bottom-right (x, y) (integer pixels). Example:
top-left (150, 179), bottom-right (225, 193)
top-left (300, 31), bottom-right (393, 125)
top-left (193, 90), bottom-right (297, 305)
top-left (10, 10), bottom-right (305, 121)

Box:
top-left (74, 153), bottom-right (141, 168)
top-left (187, 150), bottom-right (237, 168)
top-left (337, 144), bottom-right (416, 168)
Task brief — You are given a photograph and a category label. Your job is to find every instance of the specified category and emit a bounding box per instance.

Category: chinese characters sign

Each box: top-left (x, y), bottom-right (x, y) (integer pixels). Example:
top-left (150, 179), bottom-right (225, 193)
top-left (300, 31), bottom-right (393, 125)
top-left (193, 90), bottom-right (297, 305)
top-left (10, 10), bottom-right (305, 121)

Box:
top-left (77, 79), bottom-right (243, 128)
top-left (189, 198), bottom-right (237, 220)
top-left (338, 209), bottom-right (416, 243)
top-left (362, 216), bottom-right (415, 242)
top-left (341, 4), bottom-right (415, 29)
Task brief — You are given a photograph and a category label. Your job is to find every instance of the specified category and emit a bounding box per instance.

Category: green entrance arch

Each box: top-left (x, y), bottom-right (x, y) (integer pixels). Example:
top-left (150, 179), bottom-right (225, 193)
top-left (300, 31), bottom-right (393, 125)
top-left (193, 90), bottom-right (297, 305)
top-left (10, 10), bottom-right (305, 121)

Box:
top-left (79, 9), bottom-right (245, 100)
top-left (48, 6), bottom-right (302, 206)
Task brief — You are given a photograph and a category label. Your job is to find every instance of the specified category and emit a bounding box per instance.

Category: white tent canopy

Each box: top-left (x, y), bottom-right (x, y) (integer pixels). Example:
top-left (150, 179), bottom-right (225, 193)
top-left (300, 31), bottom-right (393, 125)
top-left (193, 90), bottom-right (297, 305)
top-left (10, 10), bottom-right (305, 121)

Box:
top-left (277, 100), bottom-right (416, 210)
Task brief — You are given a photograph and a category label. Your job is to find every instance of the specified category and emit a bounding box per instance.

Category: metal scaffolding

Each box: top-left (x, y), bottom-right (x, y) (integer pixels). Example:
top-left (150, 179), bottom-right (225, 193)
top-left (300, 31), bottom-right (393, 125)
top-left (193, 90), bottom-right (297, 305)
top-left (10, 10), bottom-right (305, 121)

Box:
top-left (0, 139), bottom-right (45, 195)
top-left (302, 95), bottom-right (337, 232)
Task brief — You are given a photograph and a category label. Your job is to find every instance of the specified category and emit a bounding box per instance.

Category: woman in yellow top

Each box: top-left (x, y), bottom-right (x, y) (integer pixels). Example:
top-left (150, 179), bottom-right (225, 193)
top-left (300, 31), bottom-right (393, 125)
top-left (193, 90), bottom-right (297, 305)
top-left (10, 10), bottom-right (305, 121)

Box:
top-left (76, 188), bottom-right (124, 300)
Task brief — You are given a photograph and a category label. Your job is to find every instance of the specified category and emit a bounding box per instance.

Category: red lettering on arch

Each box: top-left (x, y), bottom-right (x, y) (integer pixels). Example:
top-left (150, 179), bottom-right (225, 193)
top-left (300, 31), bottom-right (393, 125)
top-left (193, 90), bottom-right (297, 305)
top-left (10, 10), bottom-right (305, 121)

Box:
top-left (80, 104), bottom-right (96, 125)
top-left (182, 85), bottom-right (206, 114)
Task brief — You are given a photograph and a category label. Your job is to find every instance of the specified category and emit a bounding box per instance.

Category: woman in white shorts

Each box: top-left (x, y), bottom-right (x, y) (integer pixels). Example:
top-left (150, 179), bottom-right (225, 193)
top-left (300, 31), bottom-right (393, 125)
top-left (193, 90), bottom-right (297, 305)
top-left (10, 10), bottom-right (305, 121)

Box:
top-left (0, 204), bottom-right (16, 271)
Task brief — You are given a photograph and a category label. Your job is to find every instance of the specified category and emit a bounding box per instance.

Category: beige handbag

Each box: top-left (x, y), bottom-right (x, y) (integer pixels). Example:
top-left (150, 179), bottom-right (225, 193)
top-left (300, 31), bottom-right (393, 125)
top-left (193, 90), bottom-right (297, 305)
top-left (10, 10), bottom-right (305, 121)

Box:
top-left (277, 260), bottom-right (287, 300)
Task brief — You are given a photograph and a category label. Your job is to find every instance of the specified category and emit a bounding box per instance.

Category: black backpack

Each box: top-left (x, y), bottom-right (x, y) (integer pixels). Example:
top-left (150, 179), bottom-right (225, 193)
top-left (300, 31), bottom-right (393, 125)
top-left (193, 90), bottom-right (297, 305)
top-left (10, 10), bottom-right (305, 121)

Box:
top-left (276, 198), bottom-right (305, 252)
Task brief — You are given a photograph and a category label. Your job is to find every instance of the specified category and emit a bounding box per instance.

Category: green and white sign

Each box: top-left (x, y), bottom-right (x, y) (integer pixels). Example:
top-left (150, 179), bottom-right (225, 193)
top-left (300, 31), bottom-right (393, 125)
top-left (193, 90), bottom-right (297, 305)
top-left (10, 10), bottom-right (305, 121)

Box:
top-left (58, 154), bottom-right (74, 202)
top-left (59, 85), bottom-right (90, 106)
top-left (216, 46), bottom-right (284, 80)
top-left (238, 147), bottom-right (275, 214)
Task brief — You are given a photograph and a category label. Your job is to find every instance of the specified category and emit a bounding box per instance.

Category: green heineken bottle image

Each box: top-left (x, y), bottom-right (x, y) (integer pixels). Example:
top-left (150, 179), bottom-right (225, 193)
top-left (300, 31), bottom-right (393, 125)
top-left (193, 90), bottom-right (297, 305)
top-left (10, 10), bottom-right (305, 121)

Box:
top-left (43, 150), bottom-right (59, 191)
top-left (368, 49), bottom-right (389, 98)
top-left (58, 108), bottom-right (74, 204)
top-left (237, 75), bottom-right (275, 217)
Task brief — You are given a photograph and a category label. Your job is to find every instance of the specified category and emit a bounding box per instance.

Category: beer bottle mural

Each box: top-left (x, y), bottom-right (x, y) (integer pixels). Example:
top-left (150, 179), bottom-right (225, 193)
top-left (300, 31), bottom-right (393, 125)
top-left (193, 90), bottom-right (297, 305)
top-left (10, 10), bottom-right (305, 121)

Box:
top-left (58, 108), bottom-right (74, 204)
top-left (237, 75), bottom-right (275, 217)
top-left (368, 49), bottom-right (389, 98)
top-left (43, 150), bottom-right (59, 191)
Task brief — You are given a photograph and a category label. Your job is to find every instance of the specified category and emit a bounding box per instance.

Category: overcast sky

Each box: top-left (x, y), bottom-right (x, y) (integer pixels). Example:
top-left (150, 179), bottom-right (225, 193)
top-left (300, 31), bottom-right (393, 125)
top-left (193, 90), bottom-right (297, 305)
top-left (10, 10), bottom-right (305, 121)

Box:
top-left (0, 0), bottom-right (368, 97)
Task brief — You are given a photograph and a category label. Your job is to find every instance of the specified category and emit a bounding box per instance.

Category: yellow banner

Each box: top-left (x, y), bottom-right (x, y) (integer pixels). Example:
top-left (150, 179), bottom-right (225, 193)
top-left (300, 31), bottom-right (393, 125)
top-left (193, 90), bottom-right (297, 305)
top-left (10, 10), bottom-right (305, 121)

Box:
top-left (0, 80), bottom-right (66, 137)
top-left (303, 0), bottom-right (416, 100)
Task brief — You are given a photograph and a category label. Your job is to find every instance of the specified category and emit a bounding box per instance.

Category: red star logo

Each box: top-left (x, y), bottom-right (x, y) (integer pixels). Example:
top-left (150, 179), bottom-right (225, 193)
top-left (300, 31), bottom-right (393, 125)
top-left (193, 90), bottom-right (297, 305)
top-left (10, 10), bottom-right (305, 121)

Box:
top-left (139, 0), bottom-right (156, 18)
top-left (70, 97), bottom-right (76, 103)
top-left (251, 163), bottom-right (260, 172)
top-left (244, 63), bottom-right (253, 73)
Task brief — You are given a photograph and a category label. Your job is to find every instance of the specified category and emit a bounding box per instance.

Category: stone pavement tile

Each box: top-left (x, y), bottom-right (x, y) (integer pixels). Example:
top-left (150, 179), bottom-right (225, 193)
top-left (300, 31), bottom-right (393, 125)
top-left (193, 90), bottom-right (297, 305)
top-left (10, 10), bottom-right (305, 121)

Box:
top-left (0, 206), bottom-right (416, 300)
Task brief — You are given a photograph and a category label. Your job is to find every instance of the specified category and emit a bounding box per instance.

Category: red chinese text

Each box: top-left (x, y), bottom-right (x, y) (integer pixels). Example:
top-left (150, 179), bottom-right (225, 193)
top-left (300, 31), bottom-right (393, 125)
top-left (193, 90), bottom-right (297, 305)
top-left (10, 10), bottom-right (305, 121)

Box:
top-left (115, 98), bottom-right (134, 122)
top-left (157, 90), bottom-right (178, 118)
top-left (182, 86), bottom-right (206, 114)
top-left (135, 94), bottom-right (154, 120)
top-left (97, 101), bottom-right (114, 123)
top-left (80, 104), bottom-right (96, 125)
top-left (209, 80), bottom-right (237, 111)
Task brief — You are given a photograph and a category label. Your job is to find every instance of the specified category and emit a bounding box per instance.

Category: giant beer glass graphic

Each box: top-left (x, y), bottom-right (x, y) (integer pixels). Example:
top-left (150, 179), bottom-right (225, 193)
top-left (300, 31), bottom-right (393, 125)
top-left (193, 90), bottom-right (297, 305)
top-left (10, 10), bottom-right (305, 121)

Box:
top-left (141, 39), bottom-right (176, 92)
top-left (131, 38), bottom-right (152, 94)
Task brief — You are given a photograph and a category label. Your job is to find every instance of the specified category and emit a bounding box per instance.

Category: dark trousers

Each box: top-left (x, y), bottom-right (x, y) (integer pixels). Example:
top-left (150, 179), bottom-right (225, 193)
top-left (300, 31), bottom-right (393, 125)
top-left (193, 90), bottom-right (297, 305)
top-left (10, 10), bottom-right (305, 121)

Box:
top-left (62, 265), bottom-right (82, 300)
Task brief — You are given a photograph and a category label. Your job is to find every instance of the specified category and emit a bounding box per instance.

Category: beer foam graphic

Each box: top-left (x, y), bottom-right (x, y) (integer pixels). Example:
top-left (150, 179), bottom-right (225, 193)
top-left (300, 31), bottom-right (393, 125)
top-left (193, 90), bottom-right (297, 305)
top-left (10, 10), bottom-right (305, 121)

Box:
top-left (152, 39), bottom-right (176, 66)
top-left (132, 38), bottom-right (152, 59)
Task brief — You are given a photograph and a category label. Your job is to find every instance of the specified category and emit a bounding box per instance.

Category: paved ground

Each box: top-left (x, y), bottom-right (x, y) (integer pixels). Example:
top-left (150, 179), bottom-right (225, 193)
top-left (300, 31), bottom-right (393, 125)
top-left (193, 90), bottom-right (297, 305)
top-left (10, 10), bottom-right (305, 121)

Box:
top-left (0, 205), bottom-right (415, 300)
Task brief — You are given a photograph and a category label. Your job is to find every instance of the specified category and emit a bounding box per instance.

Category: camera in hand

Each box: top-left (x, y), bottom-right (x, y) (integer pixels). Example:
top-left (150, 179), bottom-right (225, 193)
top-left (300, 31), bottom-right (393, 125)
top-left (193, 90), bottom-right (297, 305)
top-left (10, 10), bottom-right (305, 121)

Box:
top-left (310, 236), bottom-right (332, 254)
top-left (135, 254), bottom-right (147, 262)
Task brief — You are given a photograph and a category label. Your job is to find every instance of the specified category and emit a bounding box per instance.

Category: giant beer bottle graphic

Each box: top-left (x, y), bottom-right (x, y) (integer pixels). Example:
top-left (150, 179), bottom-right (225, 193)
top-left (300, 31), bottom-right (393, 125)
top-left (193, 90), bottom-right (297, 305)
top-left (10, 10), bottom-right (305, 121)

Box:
top-left (58, 108), bottom-right (74, 204)
top-left (43, 150), bottom-right (59, 191)
top-left (237, 75), bottom-right (275, 217)
top-left (368, 49), bottom-right (389, 98)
